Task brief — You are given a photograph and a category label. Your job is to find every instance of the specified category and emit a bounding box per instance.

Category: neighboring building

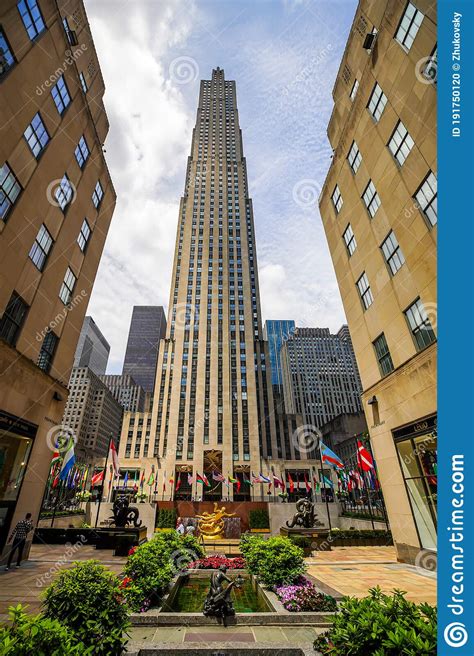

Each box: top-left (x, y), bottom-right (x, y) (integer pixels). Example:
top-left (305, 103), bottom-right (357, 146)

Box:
top-left (281, 327), bottom-right (363, 438)
top-left (99, 374), bottom-right (145, 412)
top-left (63, 367), bottom-right (123, 462)
top-left (73, 316), bottom-right (110, 375)
top-left (122, 306), bottom-right (166, 393)
top-left (0, 0), bottom-right (115, 558)
top-left (320, 412), bottom-right (368, 469)
top-left (318, 0), bottom-right (437, 564)
top-left (264, 320), bottom-right (295, 389)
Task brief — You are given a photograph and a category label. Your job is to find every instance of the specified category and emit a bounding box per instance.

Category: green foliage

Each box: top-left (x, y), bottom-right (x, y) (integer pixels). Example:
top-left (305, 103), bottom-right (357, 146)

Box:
top-left (39, 510), bottom-right (85, 519)
top-left (156, 507), bottom-right (177, 528)
top-left (43, 561), bottom-right (129, 656)
top-left (287, 535), bottom-right (313, 549)
top-left (248, 509), bottom-right (270, 529)
top-left (240, 535), bottom-right (305, 587)
top-left (0, 605), bottom-right (91, 656)
top-left (314, 587), bottom-right (437, 655)
top-left (329, 529), bottom-right (392, 540)
top-left (124, 530), bottom-right (204, 611)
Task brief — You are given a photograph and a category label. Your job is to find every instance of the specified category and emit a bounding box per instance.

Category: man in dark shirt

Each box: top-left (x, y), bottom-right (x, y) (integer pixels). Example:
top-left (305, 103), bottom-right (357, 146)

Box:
top-left (5, 513), bottom-right (33, 571)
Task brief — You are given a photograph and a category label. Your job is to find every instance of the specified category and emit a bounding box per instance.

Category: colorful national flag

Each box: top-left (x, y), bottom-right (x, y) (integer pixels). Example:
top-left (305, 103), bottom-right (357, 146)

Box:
top-left (320, 442), bottom-right (345, 470)
top-left (123, 471), bottom-right (129, 487)
top-left (287, 472), bottom-right (294, 493)
top-left (109, 440), bottom-right (120, 476)
top-left (147, 471), bottom-right (155, 486)
top-left (91, 470), bottom-right (104, 486)
top-left (273, 475), bottom-right (283, 489)
top-left (59, 442), bottom-right (75, 481)
top-left (212, 470), bottom-right (226, 482)
top-left (323, 475), bottom-right (334, 488)
top-left (357, 440), bottom-right (374, 471)
top-left (259, 473), bottom-right (271, 483)
top-left (304, 473), bottom-right (311, 492)
top-left (175, 474), bottom-right (181, 492)
top-left (188, 473), bottom-right (194, 485)
top-left (243, 475), bottom-right (253, 486)
top-left (140, 471), bottom-right (145, 490)
top-left (196, 472), bottom-right (210, 487)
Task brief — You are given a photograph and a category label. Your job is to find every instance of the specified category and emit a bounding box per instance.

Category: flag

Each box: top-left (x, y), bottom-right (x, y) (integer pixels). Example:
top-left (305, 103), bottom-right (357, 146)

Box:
top-left (259, 473), bottom-right (271, 483)
top-left (169, 473), bottom-right (174, 486)
top-left (243, 475), bottom-right (253, 486)
top-left (320, 442), bottom-right (345, 470)
top-left (323, 475), bottom-right (334, 488)
top-left (357, 440), bottom-right (374, 471)
top-left (59, 443), bottom-right (75, 481)
top-left (304, 473), bottom-right (311, 492)
top-left (109, 440), bottom-right (120, 476)
top-left (147, 471), bottom-right (155, 486)
top-left (196, 472), bottom-right (210, 487)
top-left (212, 470), bottom-right (226, 482)
top-left (140, 471), bottom-right (145, 490)
top-left (236, 479), bottom-right (241, 492)
top-left (175, 474), bottom-right (181, 492)
top-left (251, 472), bottom-right (261, 484)
top-left (123, 471), bottom-right (129, 488)
top-left (91, 470), bottom-right (104, 486)
top-left (228, 476), bottom-right (237, 483)
top-left (287, 472), bottom-right (294, 493)
top-left (273, 475), bottom-right (283, 489)
top-left (50, 448), bottom-right (61, 466)
top-left (187, 473), bottom-right (194, 485)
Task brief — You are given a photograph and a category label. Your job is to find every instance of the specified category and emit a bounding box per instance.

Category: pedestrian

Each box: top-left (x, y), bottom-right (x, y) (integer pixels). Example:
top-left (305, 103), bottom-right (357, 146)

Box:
top-left (185, 523), bottom-right (196, 536)
top-left (5, 513), bottom-right (33, 571)
top-left (176, 517), bottom-right (185, 535)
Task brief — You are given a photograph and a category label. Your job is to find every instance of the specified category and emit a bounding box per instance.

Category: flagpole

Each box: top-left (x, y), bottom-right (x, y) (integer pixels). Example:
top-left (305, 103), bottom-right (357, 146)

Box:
top-left (95, 434), bottom-right (112, 528)
top-left (50, 479), bottom-right (63, 528)
top-left (318, 441), bottom-right (332, 530)
top-left (355, 435), bottom-right (375, 530)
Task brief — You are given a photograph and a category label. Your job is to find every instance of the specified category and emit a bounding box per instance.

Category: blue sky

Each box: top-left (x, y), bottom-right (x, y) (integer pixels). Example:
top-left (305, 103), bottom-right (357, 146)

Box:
top-left (84, 0), bottom-right (358, 373)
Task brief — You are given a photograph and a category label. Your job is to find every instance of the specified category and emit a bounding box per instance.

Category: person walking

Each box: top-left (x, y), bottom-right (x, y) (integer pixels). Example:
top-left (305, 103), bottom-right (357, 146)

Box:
top-left (176, 517), bottom-right (185, 535)
top-left (5, 513), bottom-right (33, 571)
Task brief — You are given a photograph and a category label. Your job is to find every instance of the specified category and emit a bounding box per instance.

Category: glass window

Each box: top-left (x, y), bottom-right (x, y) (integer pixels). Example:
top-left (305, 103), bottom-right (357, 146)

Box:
top-left (350, 79), bottom-right (359, 101)
top-left (356, 272), bottom-right (373, 310)
top-left (24, 112), bottom-right (49, 158)
top-left (343, 224), bottom-right (357, 256)
top-left (347, 141), bottom-right (362, 173)
top-left (362, 179), bottom-right (381, 217)
top-left (373, 333), bottom-right (394, 376)
top-left (405, 298), bottom-right (436, 350)
top-left (92, 180), bottom-right (104, 208)
top-left (79, 72), bottom-right (88, 93)
top-left (0, 431), bottom-right (33, 503)
top-left (59, 267), bottom-right (76, 304)
top-left (0, 292), bottom-right (29, 346)
top-left (74, 135), bottom-right (90, 168)
top-left (331, 185), bottom-right (343, 213)
top-left (395, 2), bottom-right (424, 51)
top-left (77, 219), bottom-right (91, 251)
top-left (415, 171), bottom-right (437, 226)
top-left (0, 29), bottom-right (15, 77)
top-left (54, 174), bottom-right (73, 211)
top-left (51, 75), bottom-right (71, 115)
top-left (388, 120), bottom-right (414, 165)
top-left (367, 83), bottom-right (387, 121)
top-left (29, 224), bottom-right (53, 271)
top-left (381, 230), bottom-right (405, 274)
top-left (37, 330), bottom-right (58, 372)
top-left (17, 0), bottom-right (45, 39)
top-left (0, 163), bottom-right (21, 221)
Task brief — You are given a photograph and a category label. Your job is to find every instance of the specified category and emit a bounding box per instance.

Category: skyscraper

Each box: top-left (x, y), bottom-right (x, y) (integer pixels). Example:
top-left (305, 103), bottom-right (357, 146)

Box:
top-left (264, 320), bottom-right (295, 390)
top-left (122, 306), bottom-right (166, 393)
top-left (74, 316), bottom-right (110, 375)
top-left (318, 0), bottom-right (436, 565)
top-left (148, 68), bottom-right (277, 497)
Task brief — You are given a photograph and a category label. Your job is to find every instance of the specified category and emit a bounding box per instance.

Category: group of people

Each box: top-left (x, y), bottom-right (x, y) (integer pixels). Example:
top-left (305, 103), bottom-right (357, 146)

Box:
top-left (176, 516), bottom-right (198, 537)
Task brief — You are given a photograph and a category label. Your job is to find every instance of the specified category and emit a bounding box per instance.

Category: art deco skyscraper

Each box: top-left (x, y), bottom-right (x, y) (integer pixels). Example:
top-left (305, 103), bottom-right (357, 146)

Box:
top-left (149, 68), bottom-right (277, 497)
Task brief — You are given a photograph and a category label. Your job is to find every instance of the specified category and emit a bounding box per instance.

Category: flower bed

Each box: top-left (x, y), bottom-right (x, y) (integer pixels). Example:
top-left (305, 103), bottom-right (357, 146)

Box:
top-left (275, 576), bottom-right (337, 612)
top-left (188, 555), bottom-right (246, 570)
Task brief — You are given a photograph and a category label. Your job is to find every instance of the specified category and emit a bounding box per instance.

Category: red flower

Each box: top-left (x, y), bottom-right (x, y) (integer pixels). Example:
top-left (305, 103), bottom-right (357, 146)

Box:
top-left (128, 546), bottom-right (137, 556)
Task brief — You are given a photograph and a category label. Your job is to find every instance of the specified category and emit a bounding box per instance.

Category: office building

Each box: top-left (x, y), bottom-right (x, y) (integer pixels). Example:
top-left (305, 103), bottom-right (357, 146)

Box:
top-left (122, 306), bottom-right (166, 393)
top-left (264, 320), bottom-right (295, 389)
top-left (318, 0), bottom-right (437, 564)
top-left (99, 373), bottom-right (145, 412)
top-left (73, 315), bottom-right (110, 375)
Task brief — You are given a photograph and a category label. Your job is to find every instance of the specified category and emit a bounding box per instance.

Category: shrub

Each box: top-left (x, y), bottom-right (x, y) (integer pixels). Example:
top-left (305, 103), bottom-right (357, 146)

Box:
top-left (275, 577), bottom-right (337, 612)
top-left (248, 508), bottom-right (270, 529)
top-left (124, 530), bottom-right (204, 611)
top-left (42, 560), bottom-right (129, 656)
top-left (314, 587), bottom-right (437, 655)
top-left (242, 535), bottom-right (305, 587)
top-left (0, 605), bottom-right (91, 655)
top-left (156, 507), bottom-right (177, 528)
top-left (189, 555), bottom-right (246, 570)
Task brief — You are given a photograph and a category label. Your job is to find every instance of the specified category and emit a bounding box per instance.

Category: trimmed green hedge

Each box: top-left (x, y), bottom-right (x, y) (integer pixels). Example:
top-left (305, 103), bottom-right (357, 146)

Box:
top-left (330, 529), bottom-right (392, 540)
top-left (155, 508), bottom-right (177, 528)
top-left (248, 508), bottom-right (270, 529)
top-left (39, 510), bottom-right (85, 519)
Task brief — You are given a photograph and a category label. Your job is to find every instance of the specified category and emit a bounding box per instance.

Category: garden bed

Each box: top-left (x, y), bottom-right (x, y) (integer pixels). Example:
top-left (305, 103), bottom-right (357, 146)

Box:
top-left (329, 529), bottom-right (393, 547)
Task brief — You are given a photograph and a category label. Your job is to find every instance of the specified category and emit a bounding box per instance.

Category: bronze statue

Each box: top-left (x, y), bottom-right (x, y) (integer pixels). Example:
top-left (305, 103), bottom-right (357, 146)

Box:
top-left (286, 498), bottom-right (323, 529)
top-left (110, 495), bottom-right (142, 528)
top-left (203, 565), bottom-right (243, 624)
top-left (195, 502), bottom-right (236, 539)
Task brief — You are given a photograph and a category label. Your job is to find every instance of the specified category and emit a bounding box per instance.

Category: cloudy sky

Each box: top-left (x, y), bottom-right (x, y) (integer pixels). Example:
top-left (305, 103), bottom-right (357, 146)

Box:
top-left (84, 0), bottom-right (358, 373)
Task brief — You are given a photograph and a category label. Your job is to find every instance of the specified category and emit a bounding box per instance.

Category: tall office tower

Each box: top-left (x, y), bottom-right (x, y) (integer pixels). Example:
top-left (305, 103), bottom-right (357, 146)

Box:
top-left (63, 367), bottom-right (123, 462)
top-left (264, 320), bottom-right (295, 390)
top-left (74, 316), bottom-right (110, 375)
top-left (146, 68), bottom-right (277, 498)
top-left (281, 327), bottom-right (363, 432)
top-left (99, 374), bottom-right (145, 412)
top-left (319, 0), bottom-right (436, 565)
top-left (122, 306), bottom-right (166, 393)
top-left (0, 0), bottom-right (115, 558)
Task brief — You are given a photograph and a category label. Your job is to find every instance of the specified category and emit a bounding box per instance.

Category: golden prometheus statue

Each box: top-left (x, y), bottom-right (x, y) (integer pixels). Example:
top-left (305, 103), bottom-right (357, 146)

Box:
top-left (195, 502), bottom-right (236, 540)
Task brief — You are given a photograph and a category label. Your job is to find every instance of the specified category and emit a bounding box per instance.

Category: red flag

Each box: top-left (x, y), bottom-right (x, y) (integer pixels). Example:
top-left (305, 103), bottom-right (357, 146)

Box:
top-left (175, 474), bottom-right (181, 492)
top-left (91, 470), bottom-right (104, 486)
top-left (109, 440), bottom-right (120, 476)
top-left (304, 473), bottom-right (311, 492)
top-left (357, 440), bottom-right (374, 472)
top-left (288, 473), bottom-right (294, 493)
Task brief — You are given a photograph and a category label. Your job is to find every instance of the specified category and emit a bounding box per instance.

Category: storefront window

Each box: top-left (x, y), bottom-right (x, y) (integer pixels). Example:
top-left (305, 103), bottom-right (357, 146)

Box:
top-left (395, 424), bottom-right (437, 550)
top-left (0, 432), bottom-right (32, 503)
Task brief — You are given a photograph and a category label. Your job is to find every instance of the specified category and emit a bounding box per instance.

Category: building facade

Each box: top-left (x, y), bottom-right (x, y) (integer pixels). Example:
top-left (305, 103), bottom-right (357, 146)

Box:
top-left (63, 367), bottom-right (123, 462)
top-left (73, 315), bottom-right (110, 375)
top-left (281, 327), bottom-right (363, 433)
top-left (99, 373), bottom-right (145, 412)
top-left (0, 0), bottom-right (115, 557)
top-left (263, 320), bottom-right (295, 389)
top-left (122, 306), bottom-right (167, 393)
top-left (318, 0), bottom-right (437, 564)
top-left (319, 411), bottom-right (368, 469)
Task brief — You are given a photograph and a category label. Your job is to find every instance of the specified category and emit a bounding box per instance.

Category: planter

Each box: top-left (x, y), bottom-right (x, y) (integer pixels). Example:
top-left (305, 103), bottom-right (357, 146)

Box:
top-left (249, 528), bottom-right (270, 533)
